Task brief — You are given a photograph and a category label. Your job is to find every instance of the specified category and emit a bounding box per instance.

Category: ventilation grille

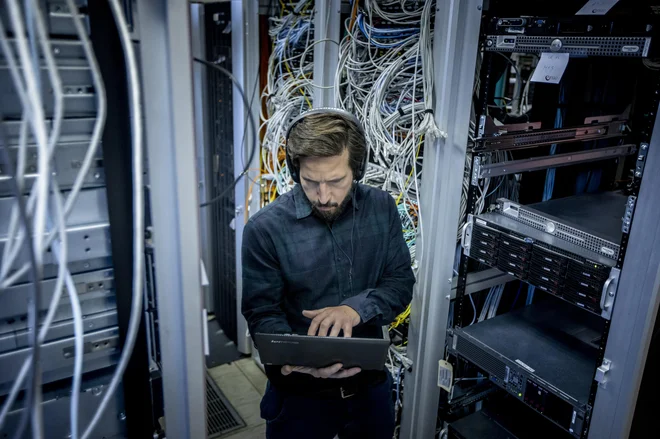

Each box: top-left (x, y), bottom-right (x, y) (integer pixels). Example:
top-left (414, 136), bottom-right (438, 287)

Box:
top-left (486, 35), bottom-right (651, 57)
top-left (510, 128), bottom-right (577, 146)
top-left (505, 207), bottom-right (620, 261)
top-left (206, 372), bottom-right (245, 437)
top-left (456, 335), bottom-right (507, 380)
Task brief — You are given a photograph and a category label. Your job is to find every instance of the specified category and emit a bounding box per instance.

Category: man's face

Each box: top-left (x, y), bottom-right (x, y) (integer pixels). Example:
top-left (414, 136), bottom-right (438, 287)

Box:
top-left (299, 148), bottom-right (354, 222)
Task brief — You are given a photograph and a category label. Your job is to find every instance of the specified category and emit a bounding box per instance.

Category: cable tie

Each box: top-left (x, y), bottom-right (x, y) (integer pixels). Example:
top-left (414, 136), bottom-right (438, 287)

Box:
top-left (398, 107), bottom-right (405, 117)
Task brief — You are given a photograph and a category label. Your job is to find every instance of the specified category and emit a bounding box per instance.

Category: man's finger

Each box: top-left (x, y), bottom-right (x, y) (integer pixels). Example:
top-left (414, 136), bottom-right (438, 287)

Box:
top-left (317, 314), bottom-right (335, 337)
top-left (302, 308), bottom-right (326, 319)
top-left (342, 321), bottom-right (353, 338)
top-left (329, 319), bottom-right (343, 337)
top-left (307, 310), bottom-right (330, 335)
top-left (317, 363), bottom-right (343, 378)
top-left (281, 365), bottom-right (294, 376)
top-left (330, 367), bottom-right (361, 379)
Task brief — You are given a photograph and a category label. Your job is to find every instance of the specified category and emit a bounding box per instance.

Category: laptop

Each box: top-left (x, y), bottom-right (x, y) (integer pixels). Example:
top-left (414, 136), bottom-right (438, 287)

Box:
top-left (255, 327), bottom-right (390, 370)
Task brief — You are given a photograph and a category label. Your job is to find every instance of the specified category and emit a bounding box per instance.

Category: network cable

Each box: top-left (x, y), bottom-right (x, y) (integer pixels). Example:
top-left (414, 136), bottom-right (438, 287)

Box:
top-left (261, 0), bottom-right (315, 198)
top-left (335, 0), bottom-right (438, 265)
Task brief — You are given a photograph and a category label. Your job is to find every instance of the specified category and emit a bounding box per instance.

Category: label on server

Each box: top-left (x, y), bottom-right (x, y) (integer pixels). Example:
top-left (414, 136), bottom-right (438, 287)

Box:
top-left (438, 360), bottom-right (453, 392)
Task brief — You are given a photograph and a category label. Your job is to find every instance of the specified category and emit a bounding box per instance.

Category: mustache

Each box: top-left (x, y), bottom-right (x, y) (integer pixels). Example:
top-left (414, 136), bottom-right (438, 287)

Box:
top-left (312, 201), bottom-right (339, 208)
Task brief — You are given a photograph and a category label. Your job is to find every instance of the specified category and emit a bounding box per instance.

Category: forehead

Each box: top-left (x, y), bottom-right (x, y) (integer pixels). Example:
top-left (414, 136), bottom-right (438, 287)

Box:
top-left (299, 149), bottom-right (350, 179)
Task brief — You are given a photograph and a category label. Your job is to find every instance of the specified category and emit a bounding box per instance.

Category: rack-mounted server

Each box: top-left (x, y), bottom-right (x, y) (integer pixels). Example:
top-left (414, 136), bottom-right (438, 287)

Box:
top-left (448, 302), bottom-right (603, 438)
top-left (462, 193), bottom-right (627, 318)
top-left (484, 15), bottom-right (655, 58)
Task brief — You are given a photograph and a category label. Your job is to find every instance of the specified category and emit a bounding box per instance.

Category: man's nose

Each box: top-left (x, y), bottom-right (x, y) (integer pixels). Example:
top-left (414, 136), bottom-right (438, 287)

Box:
top-left (318, 183), bottom-right (331, 204)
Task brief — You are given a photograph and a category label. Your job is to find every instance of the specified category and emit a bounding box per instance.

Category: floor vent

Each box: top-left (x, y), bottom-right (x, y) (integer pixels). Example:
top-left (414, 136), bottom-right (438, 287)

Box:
top-left (207, 371), bottom-right (245, 438)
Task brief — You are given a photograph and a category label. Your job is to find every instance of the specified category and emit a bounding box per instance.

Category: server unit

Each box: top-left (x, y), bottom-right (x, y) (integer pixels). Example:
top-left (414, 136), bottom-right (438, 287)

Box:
top-left (462, 193), bottom-right (626, 319)
top-left (448, 301), bottom-right (604, 437)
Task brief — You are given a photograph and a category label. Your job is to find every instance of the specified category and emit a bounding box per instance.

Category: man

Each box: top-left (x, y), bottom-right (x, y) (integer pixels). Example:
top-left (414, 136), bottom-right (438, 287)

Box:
top-left (241, 108), bottom-right (415, 439)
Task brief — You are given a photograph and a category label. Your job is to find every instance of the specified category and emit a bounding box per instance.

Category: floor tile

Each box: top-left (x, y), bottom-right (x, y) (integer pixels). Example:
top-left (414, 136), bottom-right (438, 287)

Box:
top-left (224, 423), bottom-right (266, 439)
top-left (236, 358), bottom-right (268, 396)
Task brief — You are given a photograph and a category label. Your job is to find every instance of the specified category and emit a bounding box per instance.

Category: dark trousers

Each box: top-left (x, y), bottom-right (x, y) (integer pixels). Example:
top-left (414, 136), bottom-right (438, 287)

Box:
top-left (260, 372), bottom-right (395, 439)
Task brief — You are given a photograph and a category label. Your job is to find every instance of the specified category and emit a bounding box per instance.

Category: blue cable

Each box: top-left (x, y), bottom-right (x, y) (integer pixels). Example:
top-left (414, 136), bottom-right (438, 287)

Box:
top-left (526, 284), bottom-right (535, 305)
top-left (511, 282), bottom-right (523, 311)
top-left (543, 85), bottom-right (566, 201)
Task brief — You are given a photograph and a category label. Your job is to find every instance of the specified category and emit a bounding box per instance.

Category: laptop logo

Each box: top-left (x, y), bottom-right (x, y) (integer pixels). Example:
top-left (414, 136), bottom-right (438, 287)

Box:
top-left (271, 340), bottom-right (300, 345)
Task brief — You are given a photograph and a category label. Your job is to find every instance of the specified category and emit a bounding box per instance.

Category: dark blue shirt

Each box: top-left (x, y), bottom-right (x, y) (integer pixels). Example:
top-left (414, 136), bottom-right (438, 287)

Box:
top-left (241, 183), bottom-right (415, 391)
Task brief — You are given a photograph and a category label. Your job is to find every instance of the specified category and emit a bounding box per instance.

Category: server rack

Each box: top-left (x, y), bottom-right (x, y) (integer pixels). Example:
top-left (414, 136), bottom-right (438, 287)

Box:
top-left (401, 1), bottom-right (660, 438)
top-left (0, 1), bottom-right (144, 437)
top-left (444, 2), bottom-right (660, 439)
top-left (204, 2), bottom-right (238, 345)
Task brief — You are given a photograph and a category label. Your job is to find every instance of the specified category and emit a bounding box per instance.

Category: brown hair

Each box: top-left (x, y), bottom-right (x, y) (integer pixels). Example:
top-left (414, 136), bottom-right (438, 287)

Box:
top-left (287, 113), bottom-right (366, 178)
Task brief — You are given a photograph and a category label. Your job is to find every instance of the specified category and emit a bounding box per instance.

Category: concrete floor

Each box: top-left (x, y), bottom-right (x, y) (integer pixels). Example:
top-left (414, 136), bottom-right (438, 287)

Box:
top-left (209, 358), bottom-right (268, 439)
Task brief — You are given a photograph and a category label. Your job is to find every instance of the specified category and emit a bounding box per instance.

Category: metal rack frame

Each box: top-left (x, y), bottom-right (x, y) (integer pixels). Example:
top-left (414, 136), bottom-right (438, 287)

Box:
top-left (400, 1), bottom-right (484, 437)
top-left (138, 0), bottom-right (207, 437)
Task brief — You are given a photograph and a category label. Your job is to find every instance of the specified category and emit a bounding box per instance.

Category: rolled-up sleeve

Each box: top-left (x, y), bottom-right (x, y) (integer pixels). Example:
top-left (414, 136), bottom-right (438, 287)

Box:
top-left (341, 196), bottom-right (415, 325)
top-left (241, 219), bottom-right (292, 338)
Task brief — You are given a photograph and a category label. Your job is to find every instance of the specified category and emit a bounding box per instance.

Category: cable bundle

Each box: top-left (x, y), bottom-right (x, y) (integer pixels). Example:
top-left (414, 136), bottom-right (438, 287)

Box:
top-left (261, 0), bottom-right (315, 200)
top-left (335, 0), bottom-right (439, 262)
top-left (0, 1), bottom-right (143, 438)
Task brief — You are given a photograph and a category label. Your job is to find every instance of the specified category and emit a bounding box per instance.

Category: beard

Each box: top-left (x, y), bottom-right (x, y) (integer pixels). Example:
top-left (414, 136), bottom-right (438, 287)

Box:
top-left (310, 187), bottom-right (354, 223)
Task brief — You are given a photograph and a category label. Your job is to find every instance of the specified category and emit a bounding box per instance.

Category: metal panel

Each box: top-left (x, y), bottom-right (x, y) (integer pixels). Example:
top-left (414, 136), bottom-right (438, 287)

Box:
top-left (477, 145), bottom-right (637, 178)
top-left (588, 102), bottom-right (660, 438)
top-left (14, 310), bottom-right (118, 348)
top-left (190, 3), bottom-right (214, 311)
top-left (312, 0), bottom-right (341, 107)
top-left (0, 141), bottom-right (105, 195)
top-left (0, 187), bottom-right (109, 234)
top-left (231, 0), bottom-right (260, 354)
top-left (0, 65), bottom-right (96, 118)
top-left (0, 224), bottom-right (112, 282)
top-left (0, 327), bottom-right (119, 395)
top-left (400, 1), bottom-right (483, 438)
top-left (1, 117), bottom-right (96, 145)
top-left (0, 288), bottom-right (116, 338)
top-left (0, 267), bottom-right (113, 322)
top-left (138, 0), bottom-right (207, 437)
top-left (485, 35), bottom-right (652, 58)
top-left (2, 371), bottom-right (126, 439)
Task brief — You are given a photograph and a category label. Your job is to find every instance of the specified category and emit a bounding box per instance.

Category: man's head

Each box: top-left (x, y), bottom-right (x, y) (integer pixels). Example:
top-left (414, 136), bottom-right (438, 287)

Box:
top-left (287, 113), bottom-right (366, 221)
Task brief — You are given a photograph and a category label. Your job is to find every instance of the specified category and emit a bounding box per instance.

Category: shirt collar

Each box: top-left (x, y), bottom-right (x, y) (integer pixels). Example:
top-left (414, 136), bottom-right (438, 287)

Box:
top-left (293, 183), bottom-right (361, 220)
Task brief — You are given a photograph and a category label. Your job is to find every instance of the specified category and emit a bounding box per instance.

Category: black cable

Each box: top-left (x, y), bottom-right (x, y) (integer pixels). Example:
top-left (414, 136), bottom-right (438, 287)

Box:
top-left (0, 118), bottom-right (42, 438)
top-left (194, 57), bottom-right (259, 208)
top-left (241, 53), bottom-right (263, 186)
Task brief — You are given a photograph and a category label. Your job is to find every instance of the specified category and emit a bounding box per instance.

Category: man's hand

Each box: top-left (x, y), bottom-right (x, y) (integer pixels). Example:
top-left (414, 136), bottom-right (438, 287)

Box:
top-left (303, 305), bottom-right (361, 337)
top-left (281, 363), bottom-right (361, 379)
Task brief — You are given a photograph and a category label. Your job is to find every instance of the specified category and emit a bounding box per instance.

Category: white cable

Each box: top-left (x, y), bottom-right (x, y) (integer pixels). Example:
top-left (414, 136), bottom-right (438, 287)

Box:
top-left (469, 294), bottom-right (477, 326)
top-left (0, 0), bottom-right (107, 289)
top-left (5, 0), bottom-right (49, 269)
top-left (81, 1), bottom-right (144, 437)
top-left (49, 181), bottom-right (84, 439)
